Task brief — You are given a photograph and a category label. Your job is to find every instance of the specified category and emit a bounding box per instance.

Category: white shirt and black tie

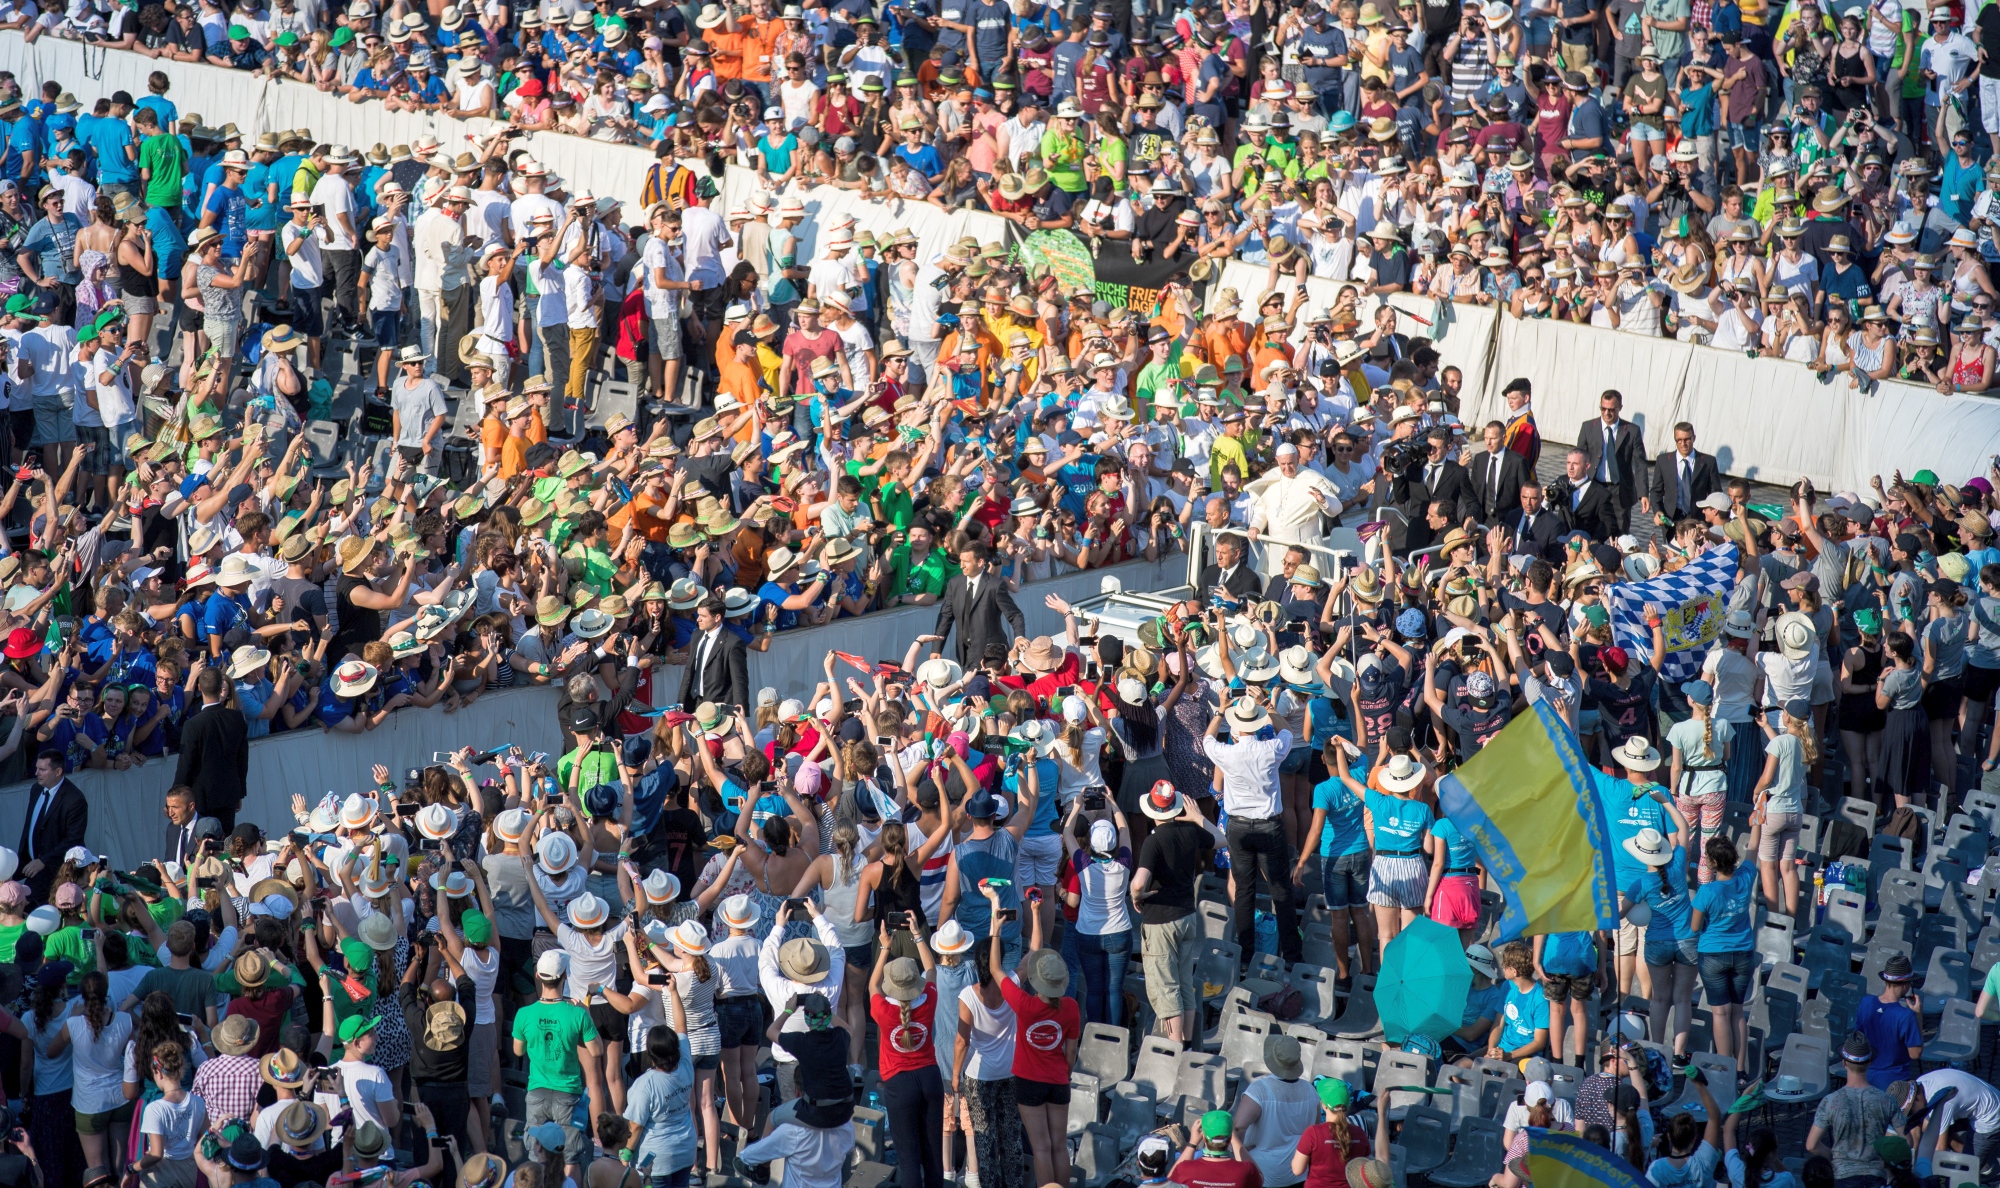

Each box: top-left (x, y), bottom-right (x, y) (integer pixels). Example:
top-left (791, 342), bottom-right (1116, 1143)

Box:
top-left (1598, 421), bottom-right (1619, 485)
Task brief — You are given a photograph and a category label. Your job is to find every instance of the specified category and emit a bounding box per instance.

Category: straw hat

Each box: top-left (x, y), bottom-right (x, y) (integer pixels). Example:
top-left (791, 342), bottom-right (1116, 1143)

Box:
top-left (1378, 753), bottom-right (1429, 793)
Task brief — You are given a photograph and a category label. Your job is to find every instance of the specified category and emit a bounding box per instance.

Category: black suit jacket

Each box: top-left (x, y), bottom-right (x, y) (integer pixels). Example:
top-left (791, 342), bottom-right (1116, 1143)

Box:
top-left (1198, 563), bottom-right (1261, 600)
top-left (1406, 458), bottom-right (1476, 527)
top-left (1574, 416), bottom-right (1647, 508)
top-left (173, 702), bottom-right (249, 817)
top-left (678, 627), bottom-right (749, 711)
top-left (17, 778), bottom-right (86, 883)
top-left (1647, 449), bottom-right (1722, 520)
top-left (935, 572), bottom-right (1026, 668)
top-left (1502, 505), bottom-right (1569, 562)
top-left (1553, 478), bottom-right (1621, 541)
top-left (1467, 449), bottom-right (1530, 525)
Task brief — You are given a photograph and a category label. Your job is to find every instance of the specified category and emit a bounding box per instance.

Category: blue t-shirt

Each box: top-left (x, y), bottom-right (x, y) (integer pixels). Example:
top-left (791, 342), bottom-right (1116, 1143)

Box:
top-left (893, 143), bottom-right (944, 179)
top-left (1002, 756), bottom-right (1059, 835)
top-left (1498, 981), bottom-right (1549, 1052)
top-left (135, 96), bottom-right (178, 132)
top-left (1593, 769), bottom-right (1671, 892)
top-left (1052, 456), bottom-right (1101, 518)
top-left (1311, 776), bottom-right (1370, 858)
top-left (45, 713), bottom-right (107, 770)
top-left (201, 181), bottom-right (248, 259)
top-left (1364, 789), bottom-right (1433, 854)
top-left (624, 1033), bottom-right (697, 1170)
top-left (1542, 931), bottom-right (1598, 977)
top-left (6, 116), bottom-right (45, 184)
top-left (1431, 816), bottom-right (1477, 872)
top-left (1623, 844), bottom-right (1693, 941)
top-left (79, 116), bottom-right (136, 184)
top-left (20, 214), bottom-right (80, 283)
top-left (1691, 865), bottom-right (1756, 953)
top-left (199, 590), bottom-right (251, 643)
top-left (1855, 995), bottom-right (1923, 1089)
top-left (1462, 982), bottom-right (1505, 1030)
top-left (756, 580), bottom-right (803, 630)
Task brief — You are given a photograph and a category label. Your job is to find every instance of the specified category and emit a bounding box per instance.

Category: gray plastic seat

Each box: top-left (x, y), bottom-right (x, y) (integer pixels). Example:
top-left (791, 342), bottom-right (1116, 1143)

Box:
top-left (1921, 950), bottom-right (1972, 1008)
top-left (1426, 1117), bottom-right (1507, 1188)
top-left (1932, 1151), bottom-right (1980, 1188)
top-left (1218, 1011), bottom-right (1277, 1077)
top-left (1372, 1050), bottom-right (1433, 1121)
top-left (1068, 1071), bottom-right (1102, 1137)
top-left (1172, 1052), bottom-right (1226, 1109)
top-left (1924, 997), bottom-right (1980, 1064)
top-left (1821, 888), bottom-right (1867, 944)
top-left (1197, 899), bottom-right (1232, 944)
top-left (1130, 1034), bottom-right (1184, 1103)
top-left (1756, 920), bottom-right (1796, 969)
top-left (1105, 1081), bottom-right (1156, 1145)
top-left (1312, 1038), bottom-right (1368, 1089)
top-left (1290, 962), bottom-right (1340, 1026)
top-left (1768, 1034), bottom-right (1831, 1103)
top-left (1073, 1123), bottom-right (1124, 1187)
top-left (1657, 1053), bottom-right (1736, 1117)
top-left (1397, 1106), bottom-right (1453, 1175)
top-left (1301, 924), bottom-right (1343, 970)
top-left (1839, 797), bottom-right (1879, 834)
top-left (1328, 973), bottom-right (1382, 1039)
top-left (1077, 1022), bottom-right (1131, 1086)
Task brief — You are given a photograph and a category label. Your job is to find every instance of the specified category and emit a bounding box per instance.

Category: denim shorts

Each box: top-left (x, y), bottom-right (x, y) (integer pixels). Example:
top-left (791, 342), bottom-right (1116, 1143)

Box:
top-left (1630, 123), bottom-right (1666, 142)
top-left (1645, 934), bottom-right (1700, 968)
top-left (1724, 121), bottom-right (1759, 151)
top-left (1698, 949), bottom-right (1759, 1005)
top-left (715, 995), bottom-right (764, 1049)
top-left (1321, 850), bottom-right (1371, 910)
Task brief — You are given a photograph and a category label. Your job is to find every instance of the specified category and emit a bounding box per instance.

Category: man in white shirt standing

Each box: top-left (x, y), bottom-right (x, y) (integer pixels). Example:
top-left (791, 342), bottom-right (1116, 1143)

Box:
top-left (676, 189), bottom-right (731, 353)
top-left (1203, 695), bottom-right (1300, 970)
top-left (506, 158), bottom-right (563, 241)
top-left (82, 316), bottom-right (137, 511)
top-left (413, 184), bottom-right (474, 387)
top-left (308, 145), bottom-right (361, 338)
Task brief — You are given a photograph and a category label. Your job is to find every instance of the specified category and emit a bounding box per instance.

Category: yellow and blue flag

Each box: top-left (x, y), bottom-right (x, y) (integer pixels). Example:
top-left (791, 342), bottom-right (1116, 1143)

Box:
top-left (1435, 700), bottom-right (1619, 942)
top-left (1527, 1129), bottom-right (1653, 1188)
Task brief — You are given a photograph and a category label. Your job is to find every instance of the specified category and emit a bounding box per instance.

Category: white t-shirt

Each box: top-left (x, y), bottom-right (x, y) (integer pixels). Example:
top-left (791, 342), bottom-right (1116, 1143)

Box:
top-left (470, 190), bottom-right (512, 246)
top-left (310, 173), bottom-right (357, 251)
top-left (1916, 1068), bottom-right (2000, 1134)
top-left (833, 319), bottom-right (872, 383)
top-left (528, 259), bottom-right (566, 327)
top-left (363, 243), bottom-right (405, 311)
top-left (558, 919), bottom-right (631, 1002)
top-left (509, 192), bottom-right (564, 241)
top-left (640, 236), bottom-right (680, 320)
top-left (462, 942), bottom-right (500, 1025)
top-left (564, 264), bottom-right (598, 330)
top-left (477, 276), bottom-right (515, 346)
top-left (141, 1093), bottom-right (207, 1160)
top-left (64, 1010), bottom-right (132, 1114)
top-left (282, 220), bottom-right (324, 288)
top-left (957, 983), bottom-right (1016, 1081)
top-left (335, 1057), bottom-right (397, 1131)
top-left (87, 346), bottom-right (134, 428)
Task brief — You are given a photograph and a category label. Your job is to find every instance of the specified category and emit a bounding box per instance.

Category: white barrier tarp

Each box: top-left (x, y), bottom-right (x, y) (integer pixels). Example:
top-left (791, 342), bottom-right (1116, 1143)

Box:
top-left (0, 554), bottom-right (1184, 858)
top-left (0, 684), bottom-right (563, 864)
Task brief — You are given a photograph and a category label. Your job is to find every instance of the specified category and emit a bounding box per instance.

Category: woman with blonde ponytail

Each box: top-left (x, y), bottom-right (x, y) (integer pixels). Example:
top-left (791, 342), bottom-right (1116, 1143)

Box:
top-left (1665, 679), bottom-right (1733, 884)
top-left (792, 821), bottom-right (877, 1073)
top-left (1749, 698), bottom-right (1813, 917)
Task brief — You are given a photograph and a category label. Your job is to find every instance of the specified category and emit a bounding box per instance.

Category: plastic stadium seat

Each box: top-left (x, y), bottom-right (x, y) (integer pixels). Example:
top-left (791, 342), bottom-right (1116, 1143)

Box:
top-left (1077, 1022), bottom-right (1131, 1086)
top-left (1396, 1106), bottom-right (1453, 1176)
top-left (1426, 1117), bottom-right (1507, 1188)
top-left (1129, 1034), bottom-right (1184, 1103)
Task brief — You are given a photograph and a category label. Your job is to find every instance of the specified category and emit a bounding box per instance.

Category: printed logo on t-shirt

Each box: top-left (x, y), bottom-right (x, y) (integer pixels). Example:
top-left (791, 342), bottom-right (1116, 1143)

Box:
top-left (1024, 1018), bottom-right (1065, 1051)
top-left (890, 1020), bottom-right (931, 1053)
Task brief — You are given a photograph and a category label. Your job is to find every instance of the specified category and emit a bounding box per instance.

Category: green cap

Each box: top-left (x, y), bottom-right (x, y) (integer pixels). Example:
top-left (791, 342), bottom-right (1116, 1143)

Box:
top-left (227, 22), bottom-right (248, 37)
top-left (275, 29), bottom-right (298, 45)
top-left (1581, 603), bottom-right (1610, 628)
top-left (1314, 1076), bottom-right (1351, 1109)
top-left (3, 293), bottom-right (43, 319)
top-left (461, 910), bottom-right (492, 945)
top-left (330, 25), bottom-right (354, 45)
top-left (1854, 607), bottom-right (1881, 634)
top-left (77, 324), bottom-right (97, 344)
top-left (1911, 469), bottom-right (1939, 486)
top-left (338, 1013), bottom-right (381, 1043)
top-left (338, 936), bottom-right (373, 972)
top-left (1872, 1135), bottom-right (1912, 1166)
top-left (1200, 1110), bottom-right (1233, 1142)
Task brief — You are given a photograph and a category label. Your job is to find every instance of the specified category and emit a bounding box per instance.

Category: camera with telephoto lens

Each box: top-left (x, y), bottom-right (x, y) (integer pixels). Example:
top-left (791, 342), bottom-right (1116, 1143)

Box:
top-left (1379, 436), bottom-right (1428, 479)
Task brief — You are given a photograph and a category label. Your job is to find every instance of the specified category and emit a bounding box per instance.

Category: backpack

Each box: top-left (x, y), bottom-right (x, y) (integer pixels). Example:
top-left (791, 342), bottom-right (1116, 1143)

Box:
top-left (1258, 985), bottom-right (1305, 1021)
top-left (1822, 818), bottom-right (1869, 863)
top-left (1882, 805), bottom-right (1928, 864)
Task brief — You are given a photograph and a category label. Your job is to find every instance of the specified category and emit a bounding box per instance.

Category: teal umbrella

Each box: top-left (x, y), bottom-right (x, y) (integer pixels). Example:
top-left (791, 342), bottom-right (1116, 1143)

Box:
top-left (1373, 917), bottom-right (1473, 1044)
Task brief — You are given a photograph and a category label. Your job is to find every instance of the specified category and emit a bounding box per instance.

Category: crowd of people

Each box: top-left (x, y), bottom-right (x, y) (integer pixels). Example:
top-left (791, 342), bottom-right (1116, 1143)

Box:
top-left (0, 1), bottom-right (1987, 1188)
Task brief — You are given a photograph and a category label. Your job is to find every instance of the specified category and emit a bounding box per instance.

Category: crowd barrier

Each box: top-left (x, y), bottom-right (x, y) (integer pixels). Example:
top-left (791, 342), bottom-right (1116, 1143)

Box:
top-left (0, 683), bottom-right (563, 864)
top-left (1206, 259), bottom-right (2000, 492)
top-left (0, 554), bottom-right (1182, 858)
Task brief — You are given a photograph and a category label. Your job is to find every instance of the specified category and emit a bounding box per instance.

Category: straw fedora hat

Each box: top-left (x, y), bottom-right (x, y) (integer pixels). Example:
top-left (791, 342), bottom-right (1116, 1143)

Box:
top-left (1378, 753), bottom-right (1429, 793)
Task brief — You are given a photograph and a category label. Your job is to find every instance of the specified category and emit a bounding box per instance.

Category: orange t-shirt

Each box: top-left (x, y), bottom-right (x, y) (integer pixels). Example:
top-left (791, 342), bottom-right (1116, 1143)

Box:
top-left (608, 493), bottom-right (674, 543)
top-left (733, 528), bottom-right (769, 588)
top-left (706, 27), bottom-right (750, 78)
top-left (1204, 322), bottom-right (1250, 375)
top-left (745, 17), bottom-right (783, 83)
top-left (480, 415), bottom-right (506, 460)
top-left (500, 436), bottom-right (528, 480)
top-left (719, 356), bottom-right (762, 410)
top-left (528, 407), bottom-right (549, 445)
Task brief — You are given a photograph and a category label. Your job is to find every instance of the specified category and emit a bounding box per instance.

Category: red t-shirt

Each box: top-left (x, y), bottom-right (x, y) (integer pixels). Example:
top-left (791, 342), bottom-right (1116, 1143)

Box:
top-left (1169, 1156), bottom-right (1264, 1188)
top-left (1295, 1121), bottom-right (1372, 1188)
top-left (1000, 973), bottom-right (1079, 1085)
top-left (870, 988), bottom-right (939, 1080)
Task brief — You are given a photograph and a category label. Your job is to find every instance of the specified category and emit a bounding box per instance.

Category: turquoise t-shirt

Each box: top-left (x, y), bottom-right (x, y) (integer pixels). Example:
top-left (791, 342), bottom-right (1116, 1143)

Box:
top-left (1311, 776), bottom-right (1370, 858)
top-left (1763, 733), bottom-right (1805, 816)
top-left (1593, 769), bottom-right (1672, 891)
top-left (1623, 844), bottom-right (1693, 942)
top-left (1542, 931), bottom-right (1598, 977)
top-left (1003, 756), bottom-right (1060, 835)
top-left (1692, 865), bottom-right (1757, 954)
top-left (1462, 983), bottom-right (1506, 1030)
top-left (1364, 789), bottom-right (1433, 854)
top-left (1431, 817), bottom-right (1478, 872)
top-left (1499, 981), bottom-right (1549, 1052)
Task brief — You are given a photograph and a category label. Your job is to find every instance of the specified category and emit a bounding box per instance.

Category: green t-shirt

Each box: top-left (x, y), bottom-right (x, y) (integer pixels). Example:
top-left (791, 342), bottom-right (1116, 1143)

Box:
top-left (557, 745), bottom-right (620, 792)
top-left (44, 925), bottom-right (95, 981)
top-left (512, 999), bottom-right (599, 1093)
top-left (1042, 130), bottom-right (1088, 194)
top-left (1135, 358), bottom-right (1181, 414)
top-left (846, 461), bottom-right (915, 530)
top-left (134, 962), bottom-right (213, 1015)
top-left (138, 134), bottom-right (186, 210)
top-left (145, 897), bottom-right (185, 932)
top-left (0, 923), bottom-right (24, 963)
top-left (888, 544), bottom-right (958, 601)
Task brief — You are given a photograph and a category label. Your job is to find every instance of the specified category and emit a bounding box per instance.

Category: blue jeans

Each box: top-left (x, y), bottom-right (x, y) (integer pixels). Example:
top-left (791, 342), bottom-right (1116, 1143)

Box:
top-left (1075, 928), bottom-right (1133, 1026)
top-left (1060, 920), bottom-right (1085, 1012)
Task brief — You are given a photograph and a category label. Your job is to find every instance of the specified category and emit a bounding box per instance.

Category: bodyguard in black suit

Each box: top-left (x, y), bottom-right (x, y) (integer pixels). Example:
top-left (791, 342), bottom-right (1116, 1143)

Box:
top-left (935, 544), bottom-right (1026, 667)
top-left (17, 751), bottom-right (87, 902)
top-left (1502, 482), bottom-right (1568, 562)
top-left (1549, 448), bottom-right (1623, 541)
top-left (1468, 423), bottom-right (1531, 524)
top-left (679, 596), bottom-right (750, 711)
top-left (1197, 531), bottom-right (1262, 601)
top-left (1574, 390), bottom-right (1647, 530)
top-left (1645, 422), bottom-right (1723, 522)
top-left (173, 668), bottom-right (249, 832)
top-left (1396, 428), bottom-right (1477, 527)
